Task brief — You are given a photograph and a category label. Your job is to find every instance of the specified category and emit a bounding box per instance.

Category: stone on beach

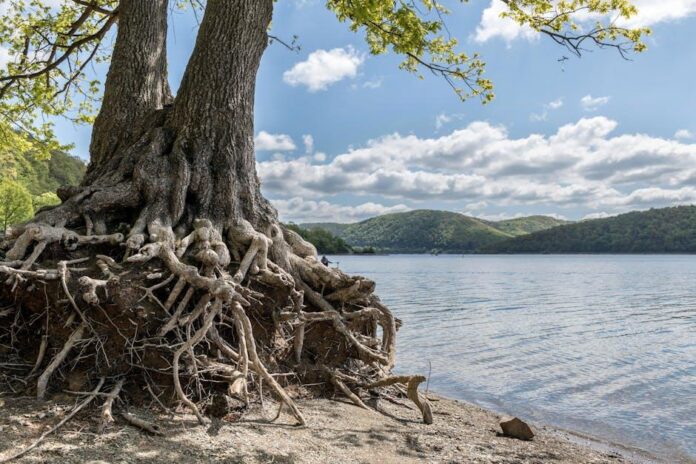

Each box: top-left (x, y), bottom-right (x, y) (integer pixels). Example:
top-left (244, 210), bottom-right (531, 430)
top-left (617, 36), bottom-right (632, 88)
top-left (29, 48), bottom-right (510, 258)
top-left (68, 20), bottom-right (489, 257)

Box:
top-left (500, 417), bottom-right (535, 440)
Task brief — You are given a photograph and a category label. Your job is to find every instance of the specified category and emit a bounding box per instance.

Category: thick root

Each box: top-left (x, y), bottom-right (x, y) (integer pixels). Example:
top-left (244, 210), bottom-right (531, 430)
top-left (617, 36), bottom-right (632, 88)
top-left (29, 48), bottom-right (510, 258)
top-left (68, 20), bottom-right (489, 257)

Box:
top-left (0, 213), bottom-right (425, 435)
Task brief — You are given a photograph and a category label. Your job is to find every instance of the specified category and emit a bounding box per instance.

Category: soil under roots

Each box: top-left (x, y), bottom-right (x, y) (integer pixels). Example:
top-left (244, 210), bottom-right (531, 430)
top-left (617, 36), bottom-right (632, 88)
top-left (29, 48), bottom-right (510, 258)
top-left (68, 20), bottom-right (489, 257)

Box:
top-left (0, 214), bottom-right (432, 441)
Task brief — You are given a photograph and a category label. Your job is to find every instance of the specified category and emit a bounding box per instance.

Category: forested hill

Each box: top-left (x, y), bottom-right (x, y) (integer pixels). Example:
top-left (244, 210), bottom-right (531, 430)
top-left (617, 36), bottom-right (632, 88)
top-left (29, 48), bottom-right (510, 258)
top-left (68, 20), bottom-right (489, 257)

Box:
top-left (484, 215), bottom-right (571, 236)
top-left (1, 149), bottom-right (86, 196)
top-left (302, 210), bottom-right (567, 253)
top-left (480, 206), bottom-right (696, 253)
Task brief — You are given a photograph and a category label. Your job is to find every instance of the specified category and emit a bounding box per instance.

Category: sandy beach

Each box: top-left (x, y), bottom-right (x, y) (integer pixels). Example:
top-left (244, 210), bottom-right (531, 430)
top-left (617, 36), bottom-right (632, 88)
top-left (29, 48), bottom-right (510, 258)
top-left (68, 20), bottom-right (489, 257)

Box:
top-left (0, 393), bottom-right (682, 464)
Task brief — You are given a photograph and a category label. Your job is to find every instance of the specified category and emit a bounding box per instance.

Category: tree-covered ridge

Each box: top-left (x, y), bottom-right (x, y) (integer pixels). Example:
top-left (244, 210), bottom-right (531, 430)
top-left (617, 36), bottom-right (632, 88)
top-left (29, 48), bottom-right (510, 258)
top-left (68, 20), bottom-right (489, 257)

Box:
top-left (334, 210), bottom-right (511, 253)
top-left (299, 222), bottom-right (352, 237)
top-left (0, 145), bottom-right (85, 231)
top-left (300, 211), bottom-right (567, 253)
top-left (485, 216), bottom-right (571, 237)
top-left (481, 206), bottom-right (696, 253)
top-left (0, 149), bottom-right (86, 196)
top-left (284, 223), bottom-right (352, 254)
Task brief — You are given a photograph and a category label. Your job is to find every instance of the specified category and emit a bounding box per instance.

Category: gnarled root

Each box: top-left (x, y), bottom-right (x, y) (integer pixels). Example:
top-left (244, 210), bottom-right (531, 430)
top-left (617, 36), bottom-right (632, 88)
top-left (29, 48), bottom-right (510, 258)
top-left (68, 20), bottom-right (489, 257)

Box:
top-left (0, 213), bottom-right (426, 435)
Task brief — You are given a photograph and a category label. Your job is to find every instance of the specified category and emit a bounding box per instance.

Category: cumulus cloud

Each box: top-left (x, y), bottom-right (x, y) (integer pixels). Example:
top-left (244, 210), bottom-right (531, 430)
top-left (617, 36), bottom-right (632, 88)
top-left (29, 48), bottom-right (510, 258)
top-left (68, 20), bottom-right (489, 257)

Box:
top-left (283, 47), bottom-right (364, 92)
top-left (580, 94), bottom-right (610, 111)
top-left (675, 129), bottom-right (694, 140)
top-left (257, 117), bottom-right (696, 219)
top-left (255, 131), bottom-right (296, 151)
top-left (273, 197), bottom-right (410, 223)
top-left (621, 0), bottom-right (696, 26)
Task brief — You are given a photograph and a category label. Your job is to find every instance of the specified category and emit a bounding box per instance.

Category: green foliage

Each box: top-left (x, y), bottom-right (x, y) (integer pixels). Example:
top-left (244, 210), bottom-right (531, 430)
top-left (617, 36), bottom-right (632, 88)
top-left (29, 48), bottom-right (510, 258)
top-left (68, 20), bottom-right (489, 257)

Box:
top-left (0, 1), bottom-right (118, 149)
top-left (487, 215), bottom-right (570, 236)
top-left (481, 206), bottom-right (696, 253)
top-left (32, 191), bottom-right (60, 211)
top-left (285, 223), bottom-right (352, 254)
top-left (302, 211), bottom-right (568, 253)
top-left (334, 210), bottom-right (512, 253)
top-left (299, 222), bottom-right (351, 236)
top-left (0, 179), bottom-right (33, 231)
top-left (0, 144), bottom-right (85, 196)
top-left (326, 0), bottom-right (648, 103)
top-left (0, 126), bottom-right (84, 222)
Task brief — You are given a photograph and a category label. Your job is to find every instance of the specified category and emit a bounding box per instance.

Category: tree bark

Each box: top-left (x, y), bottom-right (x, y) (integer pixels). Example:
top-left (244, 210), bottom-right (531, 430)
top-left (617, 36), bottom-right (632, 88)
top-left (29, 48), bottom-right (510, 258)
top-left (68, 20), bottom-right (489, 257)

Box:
top-left (166, 0), bottom-right (275, 229)
top-left (0, 0), bottom-right (426, 427)
top-left (84, 0), bottom-right (172, 185)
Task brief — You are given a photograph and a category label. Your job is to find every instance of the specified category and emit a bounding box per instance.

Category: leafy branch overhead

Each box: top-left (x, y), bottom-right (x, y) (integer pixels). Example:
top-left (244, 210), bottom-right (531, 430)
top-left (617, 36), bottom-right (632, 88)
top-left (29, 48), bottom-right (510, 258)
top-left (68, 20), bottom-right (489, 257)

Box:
top-left (0, 0), bottom-right (648, 148)
top-left (326, 0), bottom-right (649, 102)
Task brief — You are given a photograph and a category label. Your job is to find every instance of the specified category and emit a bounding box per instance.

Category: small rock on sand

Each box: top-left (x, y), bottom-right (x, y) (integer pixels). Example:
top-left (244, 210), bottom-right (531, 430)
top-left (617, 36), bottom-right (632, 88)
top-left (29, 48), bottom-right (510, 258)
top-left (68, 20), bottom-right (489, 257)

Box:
top-left (500, 417), bottom-right (535, 440)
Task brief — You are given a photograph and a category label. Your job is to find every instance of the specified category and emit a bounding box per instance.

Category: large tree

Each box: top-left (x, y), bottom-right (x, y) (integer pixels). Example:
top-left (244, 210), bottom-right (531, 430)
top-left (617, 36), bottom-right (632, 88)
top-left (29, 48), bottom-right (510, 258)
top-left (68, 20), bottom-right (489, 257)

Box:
top-left (0, 0), bottom-right (646, 432)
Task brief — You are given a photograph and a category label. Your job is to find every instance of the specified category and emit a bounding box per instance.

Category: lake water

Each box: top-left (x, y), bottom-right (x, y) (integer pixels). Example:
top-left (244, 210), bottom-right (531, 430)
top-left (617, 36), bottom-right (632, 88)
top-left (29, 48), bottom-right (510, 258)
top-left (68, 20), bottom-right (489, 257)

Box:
top-left (332, 254), bottom-right (696, 462)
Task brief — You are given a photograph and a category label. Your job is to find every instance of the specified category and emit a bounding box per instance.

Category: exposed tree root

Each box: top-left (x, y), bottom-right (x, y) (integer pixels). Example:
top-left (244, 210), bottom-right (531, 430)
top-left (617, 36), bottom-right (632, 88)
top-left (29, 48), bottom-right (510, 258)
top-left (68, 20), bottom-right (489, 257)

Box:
top-left (0, 210), bottom-right (430, 448)
top-left (121, 411), bottom-right (164, 435)
top-left (99, 378), bottom-right (125, 433)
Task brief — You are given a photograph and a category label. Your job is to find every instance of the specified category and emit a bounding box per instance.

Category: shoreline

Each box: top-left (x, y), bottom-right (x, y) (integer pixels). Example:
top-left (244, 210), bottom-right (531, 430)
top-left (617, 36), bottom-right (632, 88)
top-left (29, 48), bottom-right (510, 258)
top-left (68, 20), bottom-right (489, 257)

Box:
top-left (2, 393), bottom-right (690, 463)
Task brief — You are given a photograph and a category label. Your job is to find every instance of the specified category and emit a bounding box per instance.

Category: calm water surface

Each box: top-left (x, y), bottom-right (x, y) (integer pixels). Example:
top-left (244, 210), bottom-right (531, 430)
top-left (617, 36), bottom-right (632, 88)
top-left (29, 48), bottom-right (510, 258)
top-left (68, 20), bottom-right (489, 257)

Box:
top-left (333, 255), bottom-right (696, 461)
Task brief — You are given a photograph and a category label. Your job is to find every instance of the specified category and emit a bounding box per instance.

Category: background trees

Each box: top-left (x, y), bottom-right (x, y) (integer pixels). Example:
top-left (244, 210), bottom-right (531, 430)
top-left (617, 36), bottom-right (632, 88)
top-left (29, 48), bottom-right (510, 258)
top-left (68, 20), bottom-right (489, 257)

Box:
top-left (0, 180), bottom-right (33, 232)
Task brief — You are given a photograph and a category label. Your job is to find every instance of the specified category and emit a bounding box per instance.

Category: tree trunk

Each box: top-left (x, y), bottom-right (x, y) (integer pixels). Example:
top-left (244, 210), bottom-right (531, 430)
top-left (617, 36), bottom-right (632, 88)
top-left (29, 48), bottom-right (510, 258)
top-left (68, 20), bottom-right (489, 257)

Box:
top-left (166, 0), bottom-right (275, 229)
top-left (0, 0), bottom-right (428, 429)
top-left (84, 0), bottom-right (172, 185)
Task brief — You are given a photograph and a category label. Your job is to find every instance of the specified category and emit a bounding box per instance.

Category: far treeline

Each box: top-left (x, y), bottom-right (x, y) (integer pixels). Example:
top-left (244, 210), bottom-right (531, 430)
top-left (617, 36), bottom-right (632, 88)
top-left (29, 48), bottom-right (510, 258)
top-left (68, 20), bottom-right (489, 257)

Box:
top-left (480, 206), bottom-right (696, 253)
top-left (300, 206), bottom-right (696, 254)
top-left (300, 210), bottom-right (568, 254)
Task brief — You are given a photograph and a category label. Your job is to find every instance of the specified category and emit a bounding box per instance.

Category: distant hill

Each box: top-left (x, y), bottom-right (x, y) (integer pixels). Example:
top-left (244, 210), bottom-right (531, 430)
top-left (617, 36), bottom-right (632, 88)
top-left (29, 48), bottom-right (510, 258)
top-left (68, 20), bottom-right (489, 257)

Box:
top-left (0, 149), bottom-right (86, 196)
top-left (300, 210), bottom-right (567, 253)
top-left (299, 222), bottom-right (351, 237)
top-left (304, 210), bottom-right (501, 253)
top-left (480, 206), bottom-right (696, 253)
top-left (285, 223), bottom-right (352, 254)
top-left (484, 215), bottom-right (570, 236)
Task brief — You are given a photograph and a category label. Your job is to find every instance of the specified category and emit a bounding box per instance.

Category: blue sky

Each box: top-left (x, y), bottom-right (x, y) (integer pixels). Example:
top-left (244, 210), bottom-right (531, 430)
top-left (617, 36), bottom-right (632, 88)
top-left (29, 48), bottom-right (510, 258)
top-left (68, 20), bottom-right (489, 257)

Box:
top-left (53, 0), bottom-right (696, 223)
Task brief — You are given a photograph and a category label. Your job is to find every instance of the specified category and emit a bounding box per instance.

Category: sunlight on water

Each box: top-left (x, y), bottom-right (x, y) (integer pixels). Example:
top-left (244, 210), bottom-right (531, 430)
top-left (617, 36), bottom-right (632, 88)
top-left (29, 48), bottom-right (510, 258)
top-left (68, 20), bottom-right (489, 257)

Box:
top-left (334, 254), bottom-right (696, 461)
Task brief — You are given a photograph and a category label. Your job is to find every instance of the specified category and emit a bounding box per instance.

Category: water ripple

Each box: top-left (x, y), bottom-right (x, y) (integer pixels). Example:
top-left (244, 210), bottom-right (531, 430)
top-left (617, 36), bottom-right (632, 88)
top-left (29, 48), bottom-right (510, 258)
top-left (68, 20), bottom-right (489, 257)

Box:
top-left (335, 254), bottom-right (696, 461)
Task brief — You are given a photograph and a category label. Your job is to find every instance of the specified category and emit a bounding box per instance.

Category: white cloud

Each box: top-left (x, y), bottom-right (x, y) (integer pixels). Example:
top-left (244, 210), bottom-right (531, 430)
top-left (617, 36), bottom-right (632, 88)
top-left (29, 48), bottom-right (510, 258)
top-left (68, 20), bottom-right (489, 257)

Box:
top-left (580, 94), bottom-right (610, 111)
top-left (530, 98), bottom-right (564, 122)
top-left (582, 211), bottom-right (615, 220)
top-left (435, 113), bottom-right (452, 130)
top-left (548, 99), bottom-right (564, 110)
top-left (302, 134), bottom-right (314, 154)
top-left (257, 117), bottom-right (696, 218)
top-left (475, 0), bottom-right (538, 43)
top-left (435, 112), bottom-right (465, 131)
top-left (255, 131), bottom-right (296, 151)
top-left (675, 129), bottom-right (694, 140)
top-left (621, 0), bottom-right (696, 26)
top-left (283, 47), bottom-right (364, 92)
top-left (362, 77), bottom-right (383, 89)
top-left (273, 197), bottom-right (410, 223)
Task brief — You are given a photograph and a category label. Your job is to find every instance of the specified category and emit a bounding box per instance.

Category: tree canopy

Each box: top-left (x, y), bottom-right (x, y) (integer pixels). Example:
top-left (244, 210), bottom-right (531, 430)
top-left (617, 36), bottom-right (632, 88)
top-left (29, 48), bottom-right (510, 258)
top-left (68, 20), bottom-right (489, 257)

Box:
top-left (0, 0), bottom-right (649, 149)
